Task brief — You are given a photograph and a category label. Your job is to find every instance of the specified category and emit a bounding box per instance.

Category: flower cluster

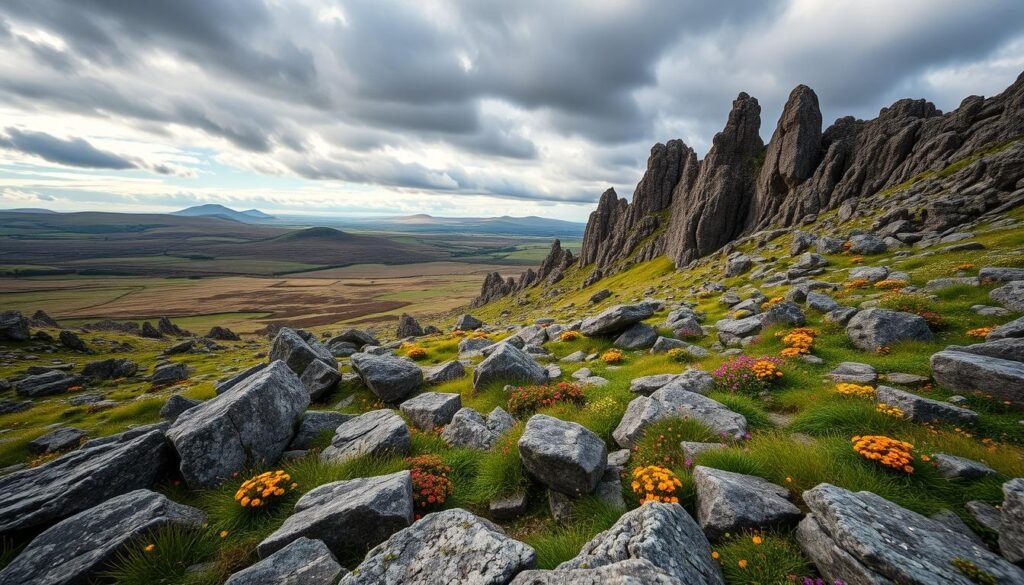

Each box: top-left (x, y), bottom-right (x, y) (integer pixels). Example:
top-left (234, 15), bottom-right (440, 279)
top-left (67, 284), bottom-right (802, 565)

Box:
top-left (780, 328), bottom-right (817, 357)
top-left (630, 465), bottom-right (682, 504)
top-left (507, 382), bottom-right (585, 416)
top-left (406, 455), bottom-right (453, 519)
top-left (761, 296), bottom-right (784, 311)
top-left (874, 279), bottom-right (907, 290)
top-left (666, 347), bottom-right (690, 362)
top-left (852, 435), bottom-right (914, 473)
top-left (967, 326), bottom-right (993, 338)
top-left (844, 278), bottom-right (870, 289)
top-left (402, 343), bottom-right (428, 360)
top-left (558, 330), bottom-right (582, 342)
top-left (713, 356), bottom-right (784, 395)
top-left (601, 349), bottom-right (624, 364)
top-left (235, 470), bottom-right (296, 508)
top-left (955, 263), bottom-right (977, 272)
top-left (835, 383), bottom-right (875, 398)
top-left (875, 403), bottom-right (905, 419)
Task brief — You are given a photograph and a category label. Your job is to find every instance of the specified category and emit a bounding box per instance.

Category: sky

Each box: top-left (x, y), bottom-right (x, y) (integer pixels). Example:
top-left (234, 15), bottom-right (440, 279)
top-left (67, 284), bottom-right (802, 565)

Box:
top-left (0, 1), bottom-right (1022, 222)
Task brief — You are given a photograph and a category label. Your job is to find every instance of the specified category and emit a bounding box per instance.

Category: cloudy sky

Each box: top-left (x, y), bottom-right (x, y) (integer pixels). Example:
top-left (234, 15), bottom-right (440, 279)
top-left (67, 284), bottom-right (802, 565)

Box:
top-left (1, 0), bottom-right (1022, 221)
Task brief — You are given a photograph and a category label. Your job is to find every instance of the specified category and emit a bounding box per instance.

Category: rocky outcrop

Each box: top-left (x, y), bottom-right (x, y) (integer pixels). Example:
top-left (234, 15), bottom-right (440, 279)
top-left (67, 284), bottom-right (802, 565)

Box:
top-left (666, 92), bottom-right (764, 266)
top-left (473, 240), bottom-right (576, 305)
top-left (340, 509), bottom-right (536, 585)
top-left (225, 537), bottom-right (344, 585)
top-left (320, 409), bottom-right (411, 464)
top-left (0, 311), bottom-right (30, 341)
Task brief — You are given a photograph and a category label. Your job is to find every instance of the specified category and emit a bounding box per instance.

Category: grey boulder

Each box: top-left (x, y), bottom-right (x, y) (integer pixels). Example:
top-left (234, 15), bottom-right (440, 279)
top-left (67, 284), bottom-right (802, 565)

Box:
top-left (258, 471), bottom-right (414, 559)
top-left (1001, 478), bottom-right (1024, 566)
top-left (225, 537), bottom-right (343, 585)
top-left (166, 361), bottom-right (309, 489)
top-left (0, 490), bottom-right (205, 585)
top-left (0, 311), bottom-right (29, 341)
top-left (422, 360), bottom-right (466, 384)
top-left (875, 385), bottom-right (977, 425)
top-left (399, 392), bottom-right (461, 430)
top-left (613, 322), bottom-right (658, 350)
top-left (289, 410), bottom-right (353, 450)
top-left (454, 314), bottom-right (484, 330)
top-left (931, 350), bottom-right (1024, 405)
top-left (827, 361), bottom-right (878, 384)
top-left (931, 453), bottom-right (996, 480)
top-left (15, 371), bottom-right (83, 397)
top-left (990, 281), bottom-right (1024, 312)
top-left (580, 304), bottom-right (655, 337)
top-left (846, 308), bottom-right (933, 351)
top-left (270, 327), bottom-right (337, 376)
top-left (518, 414), bottom-right (607, 497)
top-left (693, 466), bottom-right (800, 540)
top-left (320, 409), bottom-right (410, 464)
top-left (441, 407), bottom-right (515, 450)
top-left (351, 352), bottom-right (423, 403)
top-left (82, 358), bottom-right (138, 380)
top-left (27, 427), bottom-right (86, 455)
top-left (339, 509), bottom-right (536, 585)
top-left (613, 385), bottom-right (747, 448)
top-left (151, 362), bottom-right (189, 386)
top-left (299, 359), bottom-right (341, 402)
top-left (473, 343), bottom-right (547, 391)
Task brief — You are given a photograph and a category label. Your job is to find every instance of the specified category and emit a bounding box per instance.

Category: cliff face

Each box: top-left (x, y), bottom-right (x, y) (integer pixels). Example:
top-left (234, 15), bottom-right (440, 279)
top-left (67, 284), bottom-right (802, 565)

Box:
top-left (473, 71), bottom-right (1024, 305)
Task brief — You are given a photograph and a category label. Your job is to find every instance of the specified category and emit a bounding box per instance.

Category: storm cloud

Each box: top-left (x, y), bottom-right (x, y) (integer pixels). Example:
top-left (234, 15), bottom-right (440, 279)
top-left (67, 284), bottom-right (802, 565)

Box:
top-left (0, 1), bottom-right (1022, 216)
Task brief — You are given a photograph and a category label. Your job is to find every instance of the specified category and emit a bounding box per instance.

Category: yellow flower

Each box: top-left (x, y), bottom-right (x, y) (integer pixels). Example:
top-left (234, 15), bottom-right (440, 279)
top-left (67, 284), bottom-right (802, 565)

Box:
top-left (738, 559), bottom-right (748, 570)
top-left (751, 535), bottom-right (763, 545)
top-left (143, 544), bottom-right (156, 553)
top-left (711, 551), bottom-right (720, 560)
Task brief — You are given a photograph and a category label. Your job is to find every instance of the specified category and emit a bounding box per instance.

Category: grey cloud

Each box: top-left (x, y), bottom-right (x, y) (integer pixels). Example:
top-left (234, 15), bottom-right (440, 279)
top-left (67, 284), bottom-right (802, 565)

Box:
top-left (0, 128), bottom-right (136, 169)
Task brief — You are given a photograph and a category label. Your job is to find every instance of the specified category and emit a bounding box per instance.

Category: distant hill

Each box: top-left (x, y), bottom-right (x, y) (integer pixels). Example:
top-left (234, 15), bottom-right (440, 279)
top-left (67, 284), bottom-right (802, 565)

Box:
top-left (173, 204), bottom-right (275, 223)
top-left (339, 214), bottom-right (586, 237)
top-left (4, 207), bottom-right (58, 214)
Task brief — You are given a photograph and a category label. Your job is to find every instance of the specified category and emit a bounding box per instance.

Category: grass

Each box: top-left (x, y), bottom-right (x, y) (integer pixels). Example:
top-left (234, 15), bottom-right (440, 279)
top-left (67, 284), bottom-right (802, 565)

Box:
top-left (714, 531), bottom-right (812, 584)
top-left (102, 525), bottom-right (220, 585)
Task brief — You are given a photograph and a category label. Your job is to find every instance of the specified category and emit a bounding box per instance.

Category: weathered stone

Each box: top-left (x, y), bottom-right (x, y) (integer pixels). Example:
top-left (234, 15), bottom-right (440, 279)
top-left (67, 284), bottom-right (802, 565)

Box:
top-left (58, 330), bottom-right (87, 352)
top-left (320, 409), bottom-right (411, 464)
top-left (931, 453), bottom-right (996, 479)
top-left (289, 411), bottom-right (353, 450)
top-left (151, 362), bottom-right (189, 385)
top-left (725, 255), bottom-right (753, 277)
top-left (613, 322), bottom-right (658, 349)
top-left (473, 343), bottom-right (547, 391)
top-left (441, 407), bottom-right (514, 450)
top-left (454, 314), bottom-right (484, 331)
top-left (876, 385), bottom-right (977, 424)
top-left (15, 370), bottom-right (83, 397)
top-left (847, 234), bottom-right (888, 254)
top-left (990, 281), bottom-right (1024, 311)
top-left (258, 471), bottom-right (414, 559)
top-left (159, 394), bottom-right (200, 421)
top-left (332, 328), bottom-right (380, 349)
top-left (846, 308), bottom-right (933, 351)
top-left (980, 267), bottom-right (1024, 283)
top-left (967, 500), bottom-right (1002, 533)
top-left (931, 350), bottom-right (1024, 405)
top-left (883, 372), bottom-right (930, 387)
top-left (948, 338), bottom-right (1024, 363)
top-left (797, 483), bottom-right (1024, 585)
top-left (270, 328), bottom-right (337, 376)
top-left (762, 301), bottom-right (806, 326)
top-left (0, 490), bottom-right (205, 585)
top-left (927, 277), bottom-right (980, 290)
top-left (580, 304), bottom-right (656, 337)
top-left (828, 361), bottom-right (878, 384)
top-left (613, 385), bottom-right (747, 448)
top-left (590, 289), bottom-right (612, 304)
top-left (422, 360), bottom-right (465, 384)
top-left (82, 358), bottom-right (138, 380)
top-left (629, 374), bottom-right (681, 395)
top-left (166, 361), bottom-right (309, 489)
top-left (849, 265), bottom-right (890, 283)
top-left (26, 426), bottom-right (86, 455)
top-left (1001, 478), bottom-right (1024, 566)
top-left (826, 306), bottom-right (858, 325)
top-left (399, 392), bottom-right (461, 430)
top-left (339, 509), bottom-right (536, 585)
top-left (207, 325), bottom-right (241, 341)
top-left (299, 359), bottom-right (341, 402)
top-left (458, 336), bottom-right (492, 355)
top-left (0, 430), bottom-right (170, 534)
top-left (0, 311), bottom-right (29, 341)
top-left (215, 363), bottom-right (267, 395)
top-left (225, 537), bottom-right (343, 585)
top-left (806, 291), bottom-right (840, 313)
top-left (714, 315), bottom-right (763, 344)
top-left (693, 466), bottom-right (801, 540)
top-left (988, 316), bottom-right (1024, 340)
top-left (519, 414), bottom-right (607, 496)
top-left (351, 352), bottom-right (422, 403)
top-left (395, 313), bottom-right (424, 337)
top-left (490, 491), bottom-right (529, 520)
top-left (931, 510), bottom-right (987, 547)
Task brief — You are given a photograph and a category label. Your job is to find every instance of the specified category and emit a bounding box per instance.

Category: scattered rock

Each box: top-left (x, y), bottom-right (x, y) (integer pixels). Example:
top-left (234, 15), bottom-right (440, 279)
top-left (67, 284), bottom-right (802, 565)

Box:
top-left (518, 414), bottom-right (607, 497)
top-left (693, 466), bottom-right (801, 540)
top-left (847, 233), bottom-right (888, 254)
top-left (0, 311), bottom-right (30, 341)
top-left (15, 370), bottom-right (83, 397)
top-left (395, 314), bottom-right (424, 338)
top-left (140, 321), bottom-right (163, 338)
top-left (725, 255), bottom-right (753, 277)
top-left (931, 453), bottom-right (996, 480)
top-left (399, 392), bottom-right (461, 430)
top-left (876, 385), bottom-right (977, 425)
top-left (797, 483), bottom-right (1024, 585)
top-left (351, 352), bottom-right (423, 403)
top-left (225, 537), bottom-right (343, 585)
top-left (82, 358), bottom-right (138, 380)
top-left (58, 330), bottom-right (87, 352)
top-left (613, 385), bottom-right (747, 448)
top-left (613, 322), bottom-right (658, 349)
top-left (441, 407), bottom-right (515, 450)
top-left (215, 363), bottom-right (267, 395)
top-left (166, 361), bottom-right (309, 489)
top-left (270, 328), bottom-right (337, 376)
top-left (580, 304), bottom-right (656, 337)
top-left (827, 361), bottom-right (878, 384)
top-left (258, 471), bottom-right (414, 559)
top-left (151, 362), bottom-right (190, 386)
top-left (846, 308), bottom-right (933, 351)
top-left (207, 326), bottom-right (241, 341)
top-left (454, 314), bottom-right (483, 331)
top-left (0, 490), bottom-right (205, 585)
top-left (980, 267), bottom-right (1024, 282)
top-left (966, 500), bottom-right (1002, 534)
top-left (988, 316), bottom-right (1024, 340)
top-left (589, 289), bottom-right (612, 304)
top-left (473, 343), bottom-right (547, 391)
top-left (159, 394), bottom-right (200, 421)
top-left (320, 409), bottom-right (411, 464)
top-left (806, 291), bottom-right (840, 313)
top-left (26, 426), bottom-right (87, 455)
top-left (422, 360), bottom-right (466, 384)
top-left (289, 411), bottom-right (352, 451)
top-left (339, 508), bottom-right (536, 585)
top-left (299, 359), bottom-right (341, 402)
top-left (681, 441), bottom-right (727, 460)
top-left (931, 349), bottom-right (1024, 406)
top-left (990, 281), bottom-right (1024, 311)
top-left (1000, 478), bottom-right (1024, 566)
top-left (884, 372), bottom-right (930, 387)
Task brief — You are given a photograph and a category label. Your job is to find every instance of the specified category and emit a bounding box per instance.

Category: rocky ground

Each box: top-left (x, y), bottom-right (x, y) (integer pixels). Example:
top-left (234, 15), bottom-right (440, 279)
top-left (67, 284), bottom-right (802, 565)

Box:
top-left (2, 79), bottom-right (1024, 585)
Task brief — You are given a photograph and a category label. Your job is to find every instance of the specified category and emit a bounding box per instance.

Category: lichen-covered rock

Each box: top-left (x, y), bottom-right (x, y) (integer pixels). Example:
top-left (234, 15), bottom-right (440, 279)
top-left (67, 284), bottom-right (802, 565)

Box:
top-left (473, 343), bottom-right (547, 391)
top-left (613, 385), bottom-right (747, 448)
top-left (875, 385), bottom-right (978, 425)
top-left (215, 363), bottom-right (267, 395)
top-left (15, 371), bottom-right (83, 397)
top-left (258, 471), bottom-right (414, 559)
top-left (931, 350), bottom-right (1024, 405)
top-left (339, 509), bottom-right (536, 585)
top-left (613, 322), bottom-right (658, 350)
top-left (454, 314), bottom-right (484, 331)
top-left (692, 466), bottom-right (801, 540)
top-left (806, 291), bottom-right (840, 313)
top-left (990, 281), bottom-right (1024, 312)
top-left (797, 483), bottom-right (1024, 585)
top-left (988, 316), bottom-right (1024, 341)
top-left (166, 361), bottom-right (309, 489)
top-left (320, 409), bottom-right (410, 464)
top-left (527, 502), bottom-right (723, 585)
top-left (225, 537), bottom-right (343, 585)
top-left (395, 313), bottom-right (424, 337)
top-left (847, 233), bottom-right (888, 254)
top-left (422, 360), bottom-right (466, 384)
top-left (27, 427), bottom-right (87, 455)
top-left (580, 304), bottom-right (656, 337)
top-left (299, 359), bottom-right (341, 402)
top-left (931, 453), bottom-right (996, 480)
top-left (0, 429), bottom-right (170, 534)
top-left (0, 490), bottom-right (205, 585)
top-left (151, 362), bottom-right (189, 386)
top-left (270, 328), bottom-right (337, 376)
top-left (399, 392), bottom-right (461, 430)
top-left (351, 352), bottom-right (423, 403)
top-left (518, 415), bottom-right (607, 497)
top-left (846, 308), bottom-right (933, 351)
top-left (1001, 478), bottom-right (1024, 566)
top-left (82, 358), bottom-right (138, 380)
top-left (441, 407), bottom-right (514, 450)
top-left (828, 361), bottom-right (878, 384)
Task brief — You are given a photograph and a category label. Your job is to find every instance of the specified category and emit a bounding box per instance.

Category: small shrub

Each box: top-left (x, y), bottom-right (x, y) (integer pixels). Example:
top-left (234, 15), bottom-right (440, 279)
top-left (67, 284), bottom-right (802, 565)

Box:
top-left (851, 435), bottom-right (915, 473)
top-left (666, 347), bottom-right (690, 362)
top-left (600, 349), bottom-right (624, 364)
top-left (234, 470), bottom-right (296, 509)
top-left (406, 455), bottom-right (453, 519)
top-left (955, 263), bottom-right (976, 272)
top-left (630, 466), bottom-right (682, 504)
top-left (507, 382), bottom-right (585, 417)
top-left (404, 344), bottom-right (428, 360)
top-left (713, 356), bottom-right (784, 395)
top-left (874, 279), bottom-right (907, 290)
top-left (967, 326), bottom-right (993, 338)
top-left (558, 330), bottom-right (582, 342)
